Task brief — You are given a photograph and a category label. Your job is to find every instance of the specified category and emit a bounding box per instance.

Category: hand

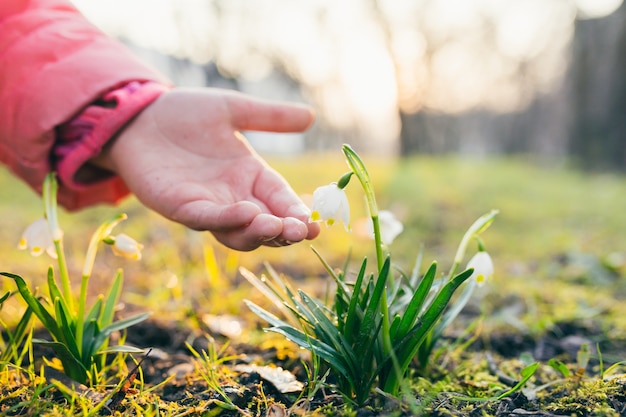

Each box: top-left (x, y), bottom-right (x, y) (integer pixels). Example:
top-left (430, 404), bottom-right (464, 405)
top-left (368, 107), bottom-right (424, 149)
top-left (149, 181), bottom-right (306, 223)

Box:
top-left (92, 87), bottom-right (321, 251)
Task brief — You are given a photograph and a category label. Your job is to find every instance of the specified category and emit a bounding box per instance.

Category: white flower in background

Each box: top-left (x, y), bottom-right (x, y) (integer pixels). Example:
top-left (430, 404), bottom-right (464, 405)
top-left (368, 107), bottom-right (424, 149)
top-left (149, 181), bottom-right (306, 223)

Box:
top-left (18, 218), bottom-right (57, 258)
top-left (309, 183), bottom-right (350, 230)
top-left (466, 251), bottom-right (494, 286)
top-left (367, 210), bottom-right (404, 245)
top-left (109, 233), bottom-right (143, 260)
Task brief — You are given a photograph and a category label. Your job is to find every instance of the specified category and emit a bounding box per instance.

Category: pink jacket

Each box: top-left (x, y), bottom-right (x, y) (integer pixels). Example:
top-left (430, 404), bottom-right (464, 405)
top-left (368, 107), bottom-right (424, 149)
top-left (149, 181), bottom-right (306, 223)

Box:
top-left (0, 0), bottom-right (172, 210)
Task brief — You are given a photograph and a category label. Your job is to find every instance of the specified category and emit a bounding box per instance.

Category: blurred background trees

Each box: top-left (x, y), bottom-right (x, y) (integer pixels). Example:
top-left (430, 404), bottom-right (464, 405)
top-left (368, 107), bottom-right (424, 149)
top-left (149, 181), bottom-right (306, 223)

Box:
top-left (74, 0), bottom-right (626, 170)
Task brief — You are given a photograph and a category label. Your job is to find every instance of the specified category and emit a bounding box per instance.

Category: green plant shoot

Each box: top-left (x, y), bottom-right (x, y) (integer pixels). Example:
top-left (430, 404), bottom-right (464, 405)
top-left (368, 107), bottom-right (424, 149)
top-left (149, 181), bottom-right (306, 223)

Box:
top-left (245, 144), bottom-right (498, 405)
top-left (1, 173), bottom-right (149, 385)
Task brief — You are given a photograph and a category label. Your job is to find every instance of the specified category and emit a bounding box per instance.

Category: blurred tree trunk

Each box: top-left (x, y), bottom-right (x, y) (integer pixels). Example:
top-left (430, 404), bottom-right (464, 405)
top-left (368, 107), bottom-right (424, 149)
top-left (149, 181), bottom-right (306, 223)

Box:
top-left (569, 4), bottom-right (626, 170)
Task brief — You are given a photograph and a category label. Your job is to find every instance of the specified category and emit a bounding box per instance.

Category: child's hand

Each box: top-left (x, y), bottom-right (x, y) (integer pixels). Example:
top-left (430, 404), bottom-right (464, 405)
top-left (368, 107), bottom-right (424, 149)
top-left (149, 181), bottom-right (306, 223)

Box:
top-left (92, 88), bottom-right (320, 251)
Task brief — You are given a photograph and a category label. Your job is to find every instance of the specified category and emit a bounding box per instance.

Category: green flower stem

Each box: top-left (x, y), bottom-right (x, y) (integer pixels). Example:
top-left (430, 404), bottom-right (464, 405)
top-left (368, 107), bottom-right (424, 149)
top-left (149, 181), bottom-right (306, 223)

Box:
top-left (370, 215), bottom-right (384, 273)
top-left (447, 209), bottom-right (499, 280)
top-left (342, 145), bottom-right (393, 357)
top-left (342, 145), bottom-right (384, 271)
top-left (43, 174), bottom-right (74, 314)
top-left (76, 212), bottom-right (127, 355)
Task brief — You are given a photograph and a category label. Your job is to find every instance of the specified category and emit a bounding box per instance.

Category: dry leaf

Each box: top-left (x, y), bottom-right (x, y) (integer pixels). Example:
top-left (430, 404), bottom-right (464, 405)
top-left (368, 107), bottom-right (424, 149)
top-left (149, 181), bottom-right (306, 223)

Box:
top-left (235, 364), bottom-right (304, 393)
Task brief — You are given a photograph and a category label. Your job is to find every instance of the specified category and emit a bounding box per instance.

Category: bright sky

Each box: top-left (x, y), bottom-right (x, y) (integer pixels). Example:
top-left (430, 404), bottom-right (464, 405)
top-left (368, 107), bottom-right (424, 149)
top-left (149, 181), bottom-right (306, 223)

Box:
top-left (71, 0), bottom-right (624, 149)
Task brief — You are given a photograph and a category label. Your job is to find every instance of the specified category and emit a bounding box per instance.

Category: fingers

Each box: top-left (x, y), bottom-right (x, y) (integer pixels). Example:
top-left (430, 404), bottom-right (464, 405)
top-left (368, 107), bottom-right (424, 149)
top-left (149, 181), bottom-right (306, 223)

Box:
top-left (212, 214), bottom-right (312, 252)
top-left (171, 200), bottom-right (262, 232)
top-left (226, 93), bottom-right (315, 133)
top-left (170, 199), bottom-right (319, 251)
top-left (252, 169), bottom-right (321, 241)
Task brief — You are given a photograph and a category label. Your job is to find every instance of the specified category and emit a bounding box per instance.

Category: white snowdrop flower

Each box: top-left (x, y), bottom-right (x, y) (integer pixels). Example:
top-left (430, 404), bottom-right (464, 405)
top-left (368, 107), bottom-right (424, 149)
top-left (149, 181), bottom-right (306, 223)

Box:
top-left (466, 251), bottom-right (494, 286)
top-left (18, 218), bottom-right (57, 258)
top-left (309, 183), bottom-right (350, 231)
top-left (109, 233), bottom-right (143, 260)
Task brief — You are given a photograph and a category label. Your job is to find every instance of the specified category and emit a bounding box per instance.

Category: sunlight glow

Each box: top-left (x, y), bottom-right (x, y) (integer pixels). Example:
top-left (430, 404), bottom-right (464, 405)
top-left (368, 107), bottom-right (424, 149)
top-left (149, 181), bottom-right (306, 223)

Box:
top-left (575, 0), bottom-right (623, 19)
top-left (70, 0), bottom-right (593, 150)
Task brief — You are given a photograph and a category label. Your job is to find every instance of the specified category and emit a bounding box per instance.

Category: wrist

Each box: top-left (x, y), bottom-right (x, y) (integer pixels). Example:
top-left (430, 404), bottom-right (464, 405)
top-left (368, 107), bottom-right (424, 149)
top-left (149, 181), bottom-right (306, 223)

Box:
top-left (54, 81), bottom-right (170, 188)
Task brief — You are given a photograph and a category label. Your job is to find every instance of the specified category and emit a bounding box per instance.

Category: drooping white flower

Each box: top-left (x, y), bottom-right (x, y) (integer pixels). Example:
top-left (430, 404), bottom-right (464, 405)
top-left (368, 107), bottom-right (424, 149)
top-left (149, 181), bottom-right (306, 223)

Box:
top-left (466, 251), bottom-right (494, 286)
top-left (309, 183), bottom-right (350, 230)
top-left (18, 218), bottom-right (57, 258)
top-left (366, 210), bottom-right (404, 245)
top-left (109, 233), bottom-right (143, 260)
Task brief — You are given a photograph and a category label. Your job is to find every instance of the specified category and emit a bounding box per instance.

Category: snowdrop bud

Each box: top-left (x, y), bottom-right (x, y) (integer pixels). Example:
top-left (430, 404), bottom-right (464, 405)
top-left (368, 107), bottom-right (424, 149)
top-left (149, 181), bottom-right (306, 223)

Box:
top-left (18, 218), bottom-right (57, 258)
top-left (309, 183), bottom-right (351, 231)
top-left (466, 251), bottom-right (494, 286)
top-left (110, 234), bottom-right (143, 260)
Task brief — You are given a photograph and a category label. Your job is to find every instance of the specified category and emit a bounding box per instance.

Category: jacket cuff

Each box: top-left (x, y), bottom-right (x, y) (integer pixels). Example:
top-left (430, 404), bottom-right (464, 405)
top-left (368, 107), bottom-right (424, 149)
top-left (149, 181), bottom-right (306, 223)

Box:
top-left (54, 81), bottom-right (169, 209)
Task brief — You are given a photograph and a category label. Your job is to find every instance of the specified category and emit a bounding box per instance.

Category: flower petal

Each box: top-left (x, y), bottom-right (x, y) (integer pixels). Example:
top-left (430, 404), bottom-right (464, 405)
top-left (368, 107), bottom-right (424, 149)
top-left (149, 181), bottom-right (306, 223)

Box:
top-left (18, 218), bottom-right (56, 258)
top-left (110, 233), bottom-right (143, 260)
top-left (309, 183), bottom-right (350, 230)
top-left (466, 251), bottom-right (494, 286)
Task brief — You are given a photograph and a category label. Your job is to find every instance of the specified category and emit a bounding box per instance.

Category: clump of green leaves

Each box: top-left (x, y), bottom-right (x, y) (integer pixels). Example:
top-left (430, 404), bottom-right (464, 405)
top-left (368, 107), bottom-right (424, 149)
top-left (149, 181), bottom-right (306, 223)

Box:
top-left (1, 173), bottom-right (148, 385)
top-left (245, 144), bottom-right (497, 405)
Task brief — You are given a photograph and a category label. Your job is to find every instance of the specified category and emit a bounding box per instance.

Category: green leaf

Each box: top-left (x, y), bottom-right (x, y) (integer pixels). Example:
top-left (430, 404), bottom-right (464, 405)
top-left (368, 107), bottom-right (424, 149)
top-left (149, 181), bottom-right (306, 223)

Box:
top-left (387, 268), bottom-right (474, 393)
top-left (99, 345), bottom-right (146, 354)
top-left (245, 300), bottom-right (349, 373)
top-left (431, 272), bottom-right (477, 343)
top-left (33, 338), bottom-right (88, 383)
top-left (100, 313), bottom-right (150, 336)
top-left (245, 300), bottom-right (291, 329)
top-left (240, 267), bottom-right (299, 327)
top-left (299, 292), bottom-right (359, 376)
top-left (394, 262), bottom-right (437, 341)
top-left (101, 270), bottom-right (123, 328)
top-left (360, 276), bottom-right (374, 311)
top-left (269, 325), bottom-right (349, 376)
top-left (1, 272), bottom-right (63, 342)
top-left (81, 319), bottom-right (100, 363)
top-left (0, 291), bottom-right (9, 305)
top-left (53, 298), bottom-right (81, 361)
top-left (85, 296), bottom-right (103, 325)
top-left (46, 267), bottom-right (72, 322)
top-left (90, 313), bottom-right (150, 359)
top-left (357, 258), bottom-right (390, 344)
top-left (548, 358), bottom-right (570, 378)
top-left (0, 304), bottom-right (34, 363)
top-left (496, 362), bottom-right (539, 400)
top-left (389, 314), bottom-right (402, 339)
top-left (344, 258), bottom-right (368, 341)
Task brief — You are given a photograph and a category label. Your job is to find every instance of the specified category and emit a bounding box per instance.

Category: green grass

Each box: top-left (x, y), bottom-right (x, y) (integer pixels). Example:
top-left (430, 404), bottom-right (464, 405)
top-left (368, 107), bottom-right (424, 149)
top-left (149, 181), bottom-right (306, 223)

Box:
top-left (1, 154), bottom-right (626, 415)
top-left (2, 155), bottom-right (625, 322)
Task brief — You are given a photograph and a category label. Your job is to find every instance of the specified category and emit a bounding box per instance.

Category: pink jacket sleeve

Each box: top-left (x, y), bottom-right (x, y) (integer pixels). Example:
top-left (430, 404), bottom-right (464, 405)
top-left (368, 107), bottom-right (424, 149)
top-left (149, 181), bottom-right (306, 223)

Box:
top-left (0, 0), bottom-right (173, 210)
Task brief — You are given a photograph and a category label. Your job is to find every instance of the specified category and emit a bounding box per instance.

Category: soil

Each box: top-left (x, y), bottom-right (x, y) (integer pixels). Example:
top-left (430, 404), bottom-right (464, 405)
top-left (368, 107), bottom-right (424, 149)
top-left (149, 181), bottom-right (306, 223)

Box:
top-left (114, 318), bottom-right (626, 415)
top-left (5, 316), bottom-right (626, 416)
